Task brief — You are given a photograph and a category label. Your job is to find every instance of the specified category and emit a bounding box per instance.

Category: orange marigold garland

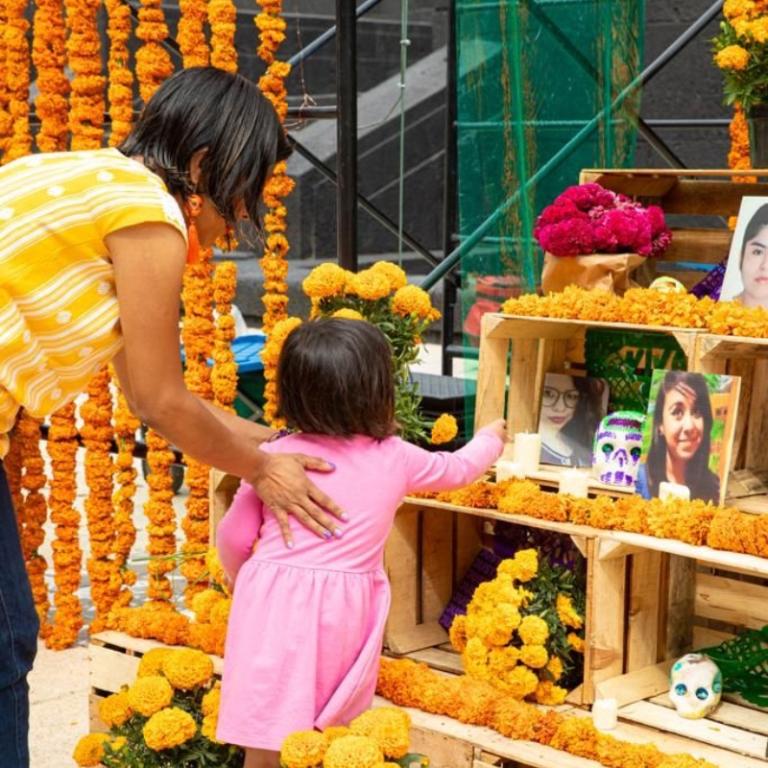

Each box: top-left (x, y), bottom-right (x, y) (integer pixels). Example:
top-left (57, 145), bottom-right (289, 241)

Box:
top-left (46, 403), bottom-right (83, 649)
top-left (260, 316), bottom-right (302, 427)
top-left (177, 0), bottom-right (209, 68)
top-left (0, 2), bottom-right (13, 157)
top-left (65, 0), bottom-right (105, 149)
top-left (17, 411), bottom-right (51, 638)
top-left (212, 261), bottom-right (238, 410)
top-left (81, 365), bottom-right (118, 632)
top-left (4, 424), bottom-right (23, 513)
top-left (209, 0), bottom-right (238, 72)
top-left (105, 0), bottom-right (134, 146)
top-left (255, 6), bottom-right (286, 64)
top-left (135, 0), bottom-right (174, 104)
top-left (32, 0), bottom-right (69, 153)
top-left (5, 0), bottom-right (32, 161)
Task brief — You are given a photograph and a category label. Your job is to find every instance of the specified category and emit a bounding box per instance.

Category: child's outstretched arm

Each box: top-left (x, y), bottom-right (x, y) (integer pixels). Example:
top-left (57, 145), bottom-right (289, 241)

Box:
top-left (216, 481), bottom-right (264, 584)
top-left (403, 418), bottom-right (506, 493)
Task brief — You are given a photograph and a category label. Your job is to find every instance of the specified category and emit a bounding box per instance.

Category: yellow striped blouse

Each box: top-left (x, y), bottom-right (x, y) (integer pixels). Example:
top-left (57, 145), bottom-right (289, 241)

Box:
top-left (0, 148), bottom-right (188, 458)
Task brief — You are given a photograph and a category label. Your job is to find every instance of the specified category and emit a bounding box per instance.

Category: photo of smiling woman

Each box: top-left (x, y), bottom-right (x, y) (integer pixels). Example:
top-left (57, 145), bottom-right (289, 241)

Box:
top-left (636, 371), bottom-right (739, 504)
top-left (721, 198), bottom-right (768, 308)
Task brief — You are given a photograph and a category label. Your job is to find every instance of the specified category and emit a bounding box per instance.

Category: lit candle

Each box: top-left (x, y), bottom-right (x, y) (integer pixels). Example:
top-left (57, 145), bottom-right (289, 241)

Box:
top-left (512, 432), bottom-right (541, 475)
top-left (559, 469), bottom-right (589, 498)
top-left (659, 482), bottom-right (690, 502)
top-left (592, 698), bottom-right (618, 731)
top-left (496, 460), bottom-right (525, 482)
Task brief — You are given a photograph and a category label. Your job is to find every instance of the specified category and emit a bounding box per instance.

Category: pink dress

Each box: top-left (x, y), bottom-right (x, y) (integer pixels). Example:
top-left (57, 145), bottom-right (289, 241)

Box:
top-left (215, 428), bottom-right (503, 750)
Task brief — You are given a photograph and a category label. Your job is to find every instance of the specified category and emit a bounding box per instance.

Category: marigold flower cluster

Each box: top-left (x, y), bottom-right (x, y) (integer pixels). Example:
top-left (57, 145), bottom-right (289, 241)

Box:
top-left (105, 0), bottom-right (135, 145)
top-left (376, 658), bottom-right (719, 768)
top-left (177, 0), bottom-right (209, 68)
top-left (5, 0), bottom-right (32, 161)
top-left (212, 261), bottom-right (239, 410)
top-left (17, 412), bottom-right (51, 637)
top-left (255, 0), bottom-right (286, 63)
top-left (261, 315), bottom-right (302, 427)
top-left (728, 104), bottom-right (755, 180)
top-left (430, 413), bottom-right (458, 445)
top-left (135, 0), bottom-right (174, 103)
top-left (279, 706), bottom-right (412, 768)
top-left (46, 403), bottom-right (84, 649)
top-left (501, 286), bottom-right (768, 337)
top-left (209, 0), bottom-right (238, 72)
top-left (32, 0), bottom-right (69, 153)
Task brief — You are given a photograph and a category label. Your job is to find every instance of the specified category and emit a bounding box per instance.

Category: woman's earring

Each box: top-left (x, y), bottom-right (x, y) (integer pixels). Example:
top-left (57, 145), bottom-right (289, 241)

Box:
top-left (184, 194), bottom-right (203, 264)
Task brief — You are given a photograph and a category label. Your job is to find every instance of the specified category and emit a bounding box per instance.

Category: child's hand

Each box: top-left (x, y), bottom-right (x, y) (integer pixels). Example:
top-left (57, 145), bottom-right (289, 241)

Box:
top-left (483, 418), bottom-right (508, 442)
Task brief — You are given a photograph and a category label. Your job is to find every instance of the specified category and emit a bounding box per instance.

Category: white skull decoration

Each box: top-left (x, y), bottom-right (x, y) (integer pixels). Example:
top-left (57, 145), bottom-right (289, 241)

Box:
top-left (669, 653), bottom-right (723, 719)
top-left (592, 411), bottom-right (645, 487)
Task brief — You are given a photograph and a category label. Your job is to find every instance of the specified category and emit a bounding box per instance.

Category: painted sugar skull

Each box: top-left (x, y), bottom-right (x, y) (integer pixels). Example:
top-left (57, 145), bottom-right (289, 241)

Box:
top-left (669, 653), bottom-right (722, 719)
top-left (592, 411), bottom-right (645, 487)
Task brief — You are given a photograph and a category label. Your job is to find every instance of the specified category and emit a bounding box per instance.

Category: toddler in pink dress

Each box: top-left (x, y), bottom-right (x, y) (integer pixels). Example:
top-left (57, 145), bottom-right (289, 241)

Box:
top-left (216, 318), bottom-right (505, 767)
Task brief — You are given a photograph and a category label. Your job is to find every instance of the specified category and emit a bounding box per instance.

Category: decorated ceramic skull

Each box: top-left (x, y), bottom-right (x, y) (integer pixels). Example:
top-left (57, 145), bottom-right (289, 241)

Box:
top-left (592, 411), bottom-right (645, 487)
top-left (669, 653), bottom-right (723, 719)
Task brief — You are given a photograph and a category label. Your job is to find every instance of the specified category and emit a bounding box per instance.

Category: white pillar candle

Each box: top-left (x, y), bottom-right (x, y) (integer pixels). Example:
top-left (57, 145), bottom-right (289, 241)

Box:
top-left (592, 698), bottom-right (618, 731)
top-left (496, 460), bottom-right (525, 482)
top-left (512, 432), bottom-right (541, 475)
top-left (559, 469), bottom-right (589, 498)
top-left (659, 482), bottom-right (690, 502)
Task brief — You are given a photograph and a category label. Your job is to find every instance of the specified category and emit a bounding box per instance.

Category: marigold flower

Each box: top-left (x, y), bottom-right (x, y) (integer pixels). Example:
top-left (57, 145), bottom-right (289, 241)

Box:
top-left (323, 725), bottom-right (351, 742)
top-left (430, 413), bottom-right (458, 445)
top-left (391, 284), bottom-right (440, 320)
top-left (127, 675), bottom-right (174, 716)
top-left (72, 733), bottom-right (109, 766)
top-left (209, 597), bottom-right (232, 625)
top-left (143, 707), bottom-right (197, 750)
top-left (162, 648), bottom-right (214, 689)
top-left (302, 262), bottom-right (348, 299)
top-left (370, 260), bottom-right (408, 291)
top-left (568, 632), bottom-right (585, 653)
top-left (520, 644), bottom-right (549, 669)
top-left (351, 269), bottom-right (392, 301)
top-left (449, 614), bottom-right (468, 652)
top-left (280, 730), bottom-right (329, 768)
top-left (715, 44), bottom-right (750, 70)
top-left (192, 588), bottom-right (225, 623)
top-left (98, 690), bottom-right (133, 727)
top-left (323, 734), bottom-right (384, 768)
top-left (332, 308), bottom-right (365, 321)
top-left (517, 614), bottom-right (549, 646)
top-left (511, 549), bottom-right (539, 582)
top-left (546, 655), bottom-right (564, 681)
top-left (350, 707), bottom-right (411, 758)
top-left (556, 593), bottom-right (584, 630)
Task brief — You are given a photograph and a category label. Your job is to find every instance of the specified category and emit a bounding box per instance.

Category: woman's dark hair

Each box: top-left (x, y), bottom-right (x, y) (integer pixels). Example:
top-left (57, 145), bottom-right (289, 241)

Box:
top-left (741, 203), bottom-right (768, 264)
top-left (276, 318), bottom-right (396, 439)
top-left (560, 376), bottom-right (605, 466)
top-left (119, 67), bottom-right (291, 229)
top-left (646, 370), bottom-right (718, 502)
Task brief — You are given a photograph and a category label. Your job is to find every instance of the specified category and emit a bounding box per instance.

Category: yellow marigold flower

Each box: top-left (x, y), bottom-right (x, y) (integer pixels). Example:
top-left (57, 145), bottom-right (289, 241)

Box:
top-left (143, 707), bottom-right (197, 751)
top-left (500, 665), bottom-right (539, 699)
top-left (535, 680), bottom-right (568, 706)
top-left (332, 308), bottom-right (365, 321)
top-left (202, 684), bottom-right (221, 717)
top-left (351, 269), bottom-right (391, 301)
top-left (209, 598), bottom-right (232, 625)
top-left (110, 736), bottom-right (127, 751)
top-left (391, 284), bottom-right (439, 319)
top-left (98, 690), bottom-right (132, 728)
top-left (511, 549), bottom-right (538, 582)
top-left (520, 644), bottom-right (549, 669)
top-left (205, 548), bottom-right (229, 592)
top-left (488, 646), bottom-right (521, 678)
top-left (192, 588), bottom-right (225, 623)
top-left (556, 593), bottom-right (584, 630)
top-left (280, 730), bottom-right (329, 768)
top-left (302, 262), bottom-right (348, 299)
top-left (449, 614), bottom-right (468, 652)
top-left (568, 632), bottom-right (585, 653)
top-left (547, 655), bottom-right (564, 681)
top-left (201, 713), bottom-right (219, 742)
top-left (323, 734), bottom-right (384, 768)
top-left (127, 675), bottom-right (174, 717)
top-left (323, 725), bottom-right (352, 742)
top-left (751, 16), bottom-right (768, 43)
top-left (724, 0), bottom-right (755, 22)
top-left (430, 413), bottom-right (458, 445)
top-left (72, 733), bottom-right (109, 766)
top-left (463, 636), bottom-right (490, 679)
top-left (138, 647), bottom-right (174, 677)
top-left (518, 615), bottom-right (549, 646)
top-left (370, 260), bottom-right (407, 291)
top-left (162, 648), bottom-right (214, 690)
top-left (715, 44), bottom-right (750, 70)
top-left (350, 707), bottom-right (411, 758)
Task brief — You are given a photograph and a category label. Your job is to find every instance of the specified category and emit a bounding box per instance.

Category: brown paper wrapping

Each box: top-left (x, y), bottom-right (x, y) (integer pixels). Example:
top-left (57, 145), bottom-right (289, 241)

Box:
top-left (541, 252), bottom-right (646, 295)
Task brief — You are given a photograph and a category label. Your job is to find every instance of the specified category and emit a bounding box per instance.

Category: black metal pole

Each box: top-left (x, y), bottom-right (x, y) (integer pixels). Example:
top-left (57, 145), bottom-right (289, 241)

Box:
top-left (336, 0), bottom-right (358, 270)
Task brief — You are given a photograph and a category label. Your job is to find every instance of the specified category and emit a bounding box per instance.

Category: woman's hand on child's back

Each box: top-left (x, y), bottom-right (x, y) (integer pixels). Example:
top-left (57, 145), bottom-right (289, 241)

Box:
top-left (251, 452), bottom-right (346, 547)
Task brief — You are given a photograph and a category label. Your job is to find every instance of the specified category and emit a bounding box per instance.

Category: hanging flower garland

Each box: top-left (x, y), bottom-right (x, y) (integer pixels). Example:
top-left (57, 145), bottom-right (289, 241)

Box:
top-left (32, 0), bottom-right (69, 153)
top-left (5, 0), bottom-right (32, 161)
top-left (260, 315), bottom-right (302, 427)
top-left (135, 0), bottom-right (174, 104)
top-left (105, 0), bottom-right (134, 146)
top-left (46, 403), bottom-right (83, 649)
top-left (112, 384), bottom-right (139, 609)
top-left (255, 7), bottom-right (286, 64)
top-left (177, 0), bottom-right (209, 68)
top-left (17, 412), bottom-right (51, 638)
top-left (65, 0), bottom-right (105, 149)
top-left (209, 0), bottom-right (238, 72)
top-left (212, 261), bottom-right (238, 410)
top-left (3, 425), bottom-right (23, 513)
top-left (80, 365), bottom-right (118, 632)
top-left (0, 3), bottom-right (13, 157)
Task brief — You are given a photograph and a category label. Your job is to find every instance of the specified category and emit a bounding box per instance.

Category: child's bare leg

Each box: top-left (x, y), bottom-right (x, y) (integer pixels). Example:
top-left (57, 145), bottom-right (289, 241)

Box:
top-left (244, 747), bottom-right (281, 768)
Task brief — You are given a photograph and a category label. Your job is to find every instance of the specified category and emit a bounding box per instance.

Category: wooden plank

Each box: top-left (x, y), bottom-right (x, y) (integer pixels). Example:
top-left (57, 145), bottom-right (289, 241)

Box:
top-left (400, 647), bottom-right (464, 675)
top-left (661, 179), bottom-right (768, 216)
top-left (657, 228), bottom-right (732, 266)
top-left (454, 514), bottom-right (483, 588)
top-left (421, 507), bottom-right (454, 624)
top-left (89, 692), bottom-right (108, 733)
top-left (506, 338), bottom-right (538, 435)
top-left (595, 660), bottom-right (672, 708)
top-left (475, 313), bottom-right (511, 432)
top-left (384, 506), bottom-right (421, 651)
top-left (666, 556), bottom-right (696, 659)
top-left (747, 359), bottom-right (768, 472)
top-left (696, 572), bottom-right (768, 630)
top-left (692, 625), bottom-right (734, 648)
top-left (89, 644), bottom-right (141, 694)
top-left (408, 724), bottom-right (474, 768)
top-left (626, 552), bottom-right (665, 671)
top-left (618, 700), bottom-right (768, 761)
top-left (729, 357), bottom-right (755, 471)
top-left (208, 469), bottom-right (240, 545)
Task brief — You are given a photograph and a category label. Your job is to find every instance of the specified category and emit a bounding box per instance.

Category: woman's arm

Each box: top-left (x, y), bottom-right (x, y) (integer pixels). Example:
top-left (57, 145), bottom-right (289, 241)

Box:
top-left (216, 482), bottom-right (263, 583)
top-left (108, 223), bottom-right (344, 544)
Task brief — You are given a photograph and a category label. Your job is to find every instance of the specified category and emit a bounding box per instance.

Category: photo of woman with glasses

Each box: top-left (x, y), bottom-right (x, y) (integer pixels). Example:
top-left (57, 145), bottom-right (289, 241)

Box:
top-left (538, 373), bottom-right (608, 468)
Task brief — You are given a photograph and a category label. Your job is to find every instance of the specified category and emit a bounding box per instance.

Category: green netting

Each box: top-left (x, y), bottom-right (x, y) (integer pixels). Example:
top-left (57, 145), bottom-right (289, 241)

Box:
top-left (455, 0), bottom-right (645, 431)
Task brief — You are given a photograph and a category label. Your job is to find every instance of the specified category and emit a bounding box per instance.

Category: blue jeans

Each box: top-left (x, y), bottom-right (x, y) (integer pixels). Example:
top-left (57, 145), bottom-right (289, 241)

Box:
top-left (0, 463), bottom-right (38, 767)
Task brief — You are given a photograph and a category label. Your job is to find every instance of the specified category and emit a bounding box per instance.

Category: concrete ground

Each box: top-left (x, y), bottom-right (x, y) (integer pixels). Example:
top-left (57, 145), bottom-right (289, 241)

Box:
top-left (29, 342), bottom-right (470, 767)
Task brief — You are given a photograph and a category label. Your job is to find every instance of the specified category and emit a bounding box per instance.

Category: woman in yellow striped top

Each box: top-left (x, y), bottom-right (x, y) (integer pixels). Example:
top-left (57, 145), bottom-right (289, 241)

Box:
top-left (0, 67), bottom-right (344, 766)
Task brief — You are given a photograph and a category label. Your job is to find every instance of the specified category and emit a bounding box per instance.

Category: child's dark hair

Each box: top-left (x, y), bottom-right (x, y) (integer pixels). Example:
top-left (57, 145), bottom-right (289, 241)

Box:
top-left (276, 318), bottom-right (396, 439)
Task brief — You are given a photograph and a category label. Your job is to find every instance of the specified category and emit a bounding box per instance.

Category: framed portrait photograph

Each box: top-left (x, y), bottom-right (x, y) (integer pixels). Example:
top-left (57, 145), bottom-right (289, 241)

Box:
top-left (636, 370), bottom-right (741, 505)
top-left (538, 372), bottom-right (609, 468)
top-left (721, 196), bottom-right (768, 308)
